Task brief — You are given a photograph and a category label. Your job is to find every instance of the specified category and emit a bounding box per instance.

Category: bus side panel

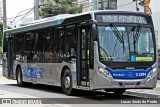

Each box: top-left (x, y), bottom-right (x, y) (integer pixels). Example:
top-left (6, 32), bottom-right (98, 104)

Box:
top-left (36, 63), bottom-right (60, 86)
top-left (24, 62), bottom-right (38, 83)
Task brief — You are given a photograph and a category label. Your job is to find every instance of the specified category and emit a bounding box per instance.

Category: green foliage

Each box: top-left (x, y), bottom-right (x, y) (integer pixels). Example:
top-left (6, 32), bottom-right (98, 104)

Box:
top-left (0, 46), bottom-right (2, 54)
top-left (0, 22), bottom-right (12, 54)
top-left (19, 24), bottom-right (27, 27)
top-left (0, 22), bottom-right (3, 30)
top-left (6, 26), bottom-right (12, 29)
top-left (39, 0), bottom-right (84, 18)
top-left (138, 0), bottom-right (144, 6)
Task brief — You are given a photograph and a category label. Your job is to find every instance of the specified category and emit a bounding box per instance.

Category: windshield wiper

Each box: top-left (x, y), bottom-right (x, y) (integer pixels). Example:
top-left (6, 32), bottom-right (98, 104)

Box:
top-left (134, 25), bottom-right (141, 43)
top-left (110, 23), bottom-right (135, 43)
top-left (133, 25), bottom-right (142, 52)
top-left (110, 23), bottom-right (134, 54)
top-left (110, 23), bottom-right (124, 44)
top-left (110, 23), bottom-right (125, 55)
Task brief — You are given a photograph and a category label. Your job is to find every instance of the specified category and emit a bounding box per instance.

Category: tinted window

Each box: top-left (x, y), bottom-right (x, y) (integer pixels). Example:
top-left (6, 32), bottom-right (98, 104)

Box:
top-left (35, 30), bottom-right (44, 61)
top-left (15, 33), bottom-right (24, 57)
top-left (3, 34), bottom-right (8, 53)
top-left (65, 25), bottom-right (77, 60)
top-left (25, 32), bottom-right (35, 61)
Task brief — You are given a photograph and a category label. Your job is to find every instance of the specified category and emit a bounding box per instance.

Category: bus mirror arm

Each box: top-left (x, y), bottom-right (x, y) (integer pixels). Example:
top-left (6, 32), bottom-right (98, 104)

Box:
top-left (90, 19), bottom-right (97, 25)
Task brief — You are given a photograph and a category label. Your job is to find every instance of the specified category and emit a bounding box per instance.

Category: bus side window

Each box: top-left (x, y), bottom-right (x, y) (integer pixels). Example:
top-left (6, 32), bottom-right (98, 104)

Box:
top-left (15, 33), bottom-right (24, 60)
top-left (35, 31), bottom-right (43, 61)
top-left (55, 27), bottom-right (64, 62)
top-left (66, 25), bottom-right (76, 60)
top-left (25, 32), bottom-right (35, 61)
top-left (52, 27), bottom-right (56, 61)
top-left (43, 28), bottom-right (52, 62)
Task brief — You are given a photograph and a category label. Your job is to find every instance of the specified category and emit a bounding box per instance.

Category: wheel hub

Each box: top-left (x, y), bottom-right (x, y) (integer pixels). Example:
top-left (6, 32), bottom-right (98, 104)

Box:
top-left (64, 76), bottom-right (70, 88)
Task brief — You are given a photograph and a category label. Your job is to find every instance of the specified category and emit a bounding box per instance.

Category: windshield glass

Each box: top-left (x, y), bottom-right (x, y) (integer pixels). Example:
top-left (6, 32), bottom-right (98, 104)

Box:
top-left (98, 26), bottom-right (155, 62)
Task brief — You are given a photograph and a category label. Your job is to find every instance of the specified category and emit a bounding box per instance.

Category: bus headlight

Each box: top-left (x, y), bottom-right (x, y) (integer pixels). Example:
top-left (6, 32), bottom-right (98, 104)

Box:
top-left (148, 68), bottom-right (157, 77)
top-left (98, 66), bottom-right (110, 76)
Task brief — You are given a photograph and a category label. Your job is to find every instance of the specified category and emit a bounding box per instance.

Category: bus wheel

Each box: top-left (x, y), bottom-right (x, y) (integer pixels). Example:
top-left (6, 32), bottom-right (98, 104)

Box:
top-left (113, 89), bottom-right (126, 95)
top-left (16, 67), bottom-right (25, 87)
top-left (62, 69), bottom-right (73, 95)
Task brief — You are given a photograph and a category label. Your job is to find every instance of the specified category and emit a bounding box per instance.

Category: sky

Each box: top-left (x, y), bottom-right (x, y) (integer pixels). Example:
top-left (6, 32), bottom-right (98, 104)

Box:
top-left (150, 0), bottom-right (160, 47)
top-left (150, 1), bottom-right (160, 13)
top-left (6, 0), bottom-right (34, 26)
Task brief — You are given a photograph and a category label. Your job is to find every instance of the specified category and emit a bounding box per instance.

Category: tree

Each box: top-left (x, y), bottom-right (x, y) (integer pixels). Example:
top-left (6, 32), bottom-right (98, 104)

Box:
top-left (39, 0), bottom-right (84, 18)
top-left (6, 26), bottom-right (12, 29)
top-left (19, 24), bottom-right (27, 27)
top-left (0, 22), bottom-right (3, 54)
top-left (0, 22), bottom-right (12, 54)
top-left (138, 0), bottom-right (144, 6)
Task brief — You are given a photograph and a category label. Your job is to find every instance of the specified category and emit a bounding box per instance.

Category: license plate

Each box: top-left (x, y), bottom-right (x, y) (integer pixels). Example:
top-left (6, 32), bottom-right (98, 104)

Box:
top-left (124, 84), bottom-right (136, 88)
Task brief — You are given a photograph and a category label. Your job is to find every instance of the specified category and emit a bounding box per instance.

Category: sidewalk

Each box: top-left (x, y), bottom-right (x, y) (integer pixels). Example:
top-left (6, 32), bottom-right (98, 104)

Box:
top-left (125, 80), bottom-right (160, 98)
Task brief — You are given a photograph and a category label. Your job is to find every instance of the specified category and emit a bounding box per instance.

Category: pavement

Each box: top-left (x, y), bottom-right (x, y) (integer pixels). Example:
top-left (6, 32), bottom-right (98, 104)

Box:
top-left (0, 66), bottom-right (160, 99)
top-left (125, 80), bottom-right (160, 98)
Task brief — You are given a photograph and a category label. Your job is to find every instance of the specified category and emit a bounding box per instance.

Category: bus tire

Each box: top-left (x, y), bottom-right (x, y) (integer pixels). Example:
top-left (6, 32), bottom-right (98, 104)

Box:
top-left (62, 69), bottom-right (73, 95)
top-left (113, 89), bottom-right (126, 95)
top-left (16, 67), bottom-right (25, 87)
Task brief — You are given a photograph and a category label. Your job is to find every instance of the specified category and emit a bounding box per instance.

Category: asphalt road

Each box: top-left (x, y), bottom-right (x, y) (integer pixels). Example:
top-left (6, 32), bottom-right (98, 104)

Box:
top-left (0, 66), bottom-right (160, 107)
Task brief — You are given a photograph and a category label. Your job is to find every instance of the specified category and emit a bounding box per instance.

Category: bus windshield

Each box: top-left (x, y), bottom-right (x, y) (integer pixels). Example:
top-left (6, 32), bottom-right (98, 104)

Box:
top-left (98, 25), bottom-right (155, 62)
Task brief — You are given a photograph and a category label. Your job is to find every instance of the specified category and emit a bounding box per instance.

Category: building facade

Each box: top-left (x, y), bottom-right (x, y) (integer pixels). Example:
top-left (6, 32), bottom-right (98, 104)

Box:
top-left (76, 0), bottom-right (91, 12)
top-left (117, 0), bottom-right (144, 12)
top-left (0, 0), bottom-right (3, 22)
top-left (93, 0), bottom-right (117, 10)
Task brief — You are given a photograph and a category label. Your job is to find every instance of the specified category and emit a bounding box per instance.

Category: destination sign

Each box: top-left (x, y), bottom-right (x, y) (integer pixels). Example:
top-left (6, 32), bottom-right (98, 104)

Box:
top-left (96, 15), bottom-right (147, 24)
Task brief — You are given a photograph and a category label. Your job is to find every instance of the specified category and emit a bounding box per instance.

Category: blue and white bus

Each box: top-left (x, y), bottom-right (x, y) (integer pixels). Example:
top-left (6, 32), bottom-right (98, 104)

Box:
top-left (2, 10), bottom-right (158, 95)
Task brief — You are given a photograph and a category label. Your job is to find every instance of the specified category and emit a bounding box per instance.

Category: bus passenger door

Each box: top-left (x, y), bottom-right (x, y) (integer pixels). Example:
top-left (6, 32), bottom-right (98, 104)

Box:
top-left (7, 36), bottom-right (14, 78)
top-left (77, 25), bottom-right (91, 87)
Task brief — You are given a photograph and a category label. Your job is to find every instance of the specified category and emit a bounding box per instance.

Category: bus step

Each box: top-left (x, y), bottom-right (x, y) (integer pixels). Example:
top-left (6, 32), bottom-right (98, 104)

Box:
top-left (81, 81), bottom-right (89, 86)
top-left (77, 86), bottom-right (89, 90)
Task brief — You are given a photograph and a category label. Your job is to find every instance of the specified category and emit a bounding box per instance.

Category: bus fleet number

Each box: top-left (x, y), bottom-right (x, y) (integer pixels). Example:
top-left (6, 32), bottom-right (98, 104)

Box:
top-left (136, 73), bottom-right (147, 77)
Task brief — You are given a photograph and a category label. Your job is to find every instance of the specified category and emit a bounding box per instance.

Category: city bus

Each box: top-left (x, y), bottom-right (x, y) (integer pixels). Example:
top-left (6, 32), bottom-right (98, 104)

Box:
top-left (2, 10), bottom-right (158, 95)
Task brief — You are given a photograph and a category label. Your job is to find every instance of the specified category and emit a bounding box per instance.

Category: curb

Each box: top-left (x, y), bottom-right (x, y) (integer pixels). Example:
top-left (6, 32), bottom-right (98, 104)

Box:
top-left (124, 90), bottom-right (160, 98)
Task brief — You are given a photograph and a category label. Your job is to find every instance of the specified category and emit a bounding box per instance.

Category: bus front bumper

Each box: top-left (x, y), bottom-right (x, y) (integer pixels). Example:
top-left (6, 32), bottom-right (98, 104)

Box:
top-left (90, 72), bottom-right (157, 90)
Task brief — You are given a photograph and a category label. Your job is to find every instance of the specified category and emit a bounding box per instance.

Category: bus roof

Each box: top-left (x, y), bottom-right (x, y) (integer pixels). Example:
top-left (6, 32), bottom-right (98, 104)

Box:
top-left (4, 10), bottom-right (150, 34)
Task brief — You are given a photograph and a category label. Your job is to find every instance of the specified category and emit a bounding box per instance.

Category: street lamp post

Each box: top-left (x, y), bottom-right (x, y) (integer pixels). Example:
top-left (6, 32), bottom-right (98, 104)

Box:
top-left (133, 0), bottom-right (139, 11)
top-left (3, 0), bottom-right (7, 30)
